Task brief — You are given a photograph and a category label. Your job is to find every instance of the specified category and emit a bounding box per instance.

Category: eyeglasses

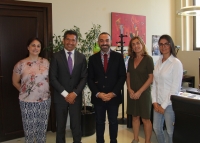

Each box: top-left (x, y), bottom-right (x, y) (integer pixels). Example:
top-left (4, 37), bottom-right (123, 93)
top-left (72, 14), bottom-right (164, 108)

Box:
top-left (159, 43), bottom-right (170, 47)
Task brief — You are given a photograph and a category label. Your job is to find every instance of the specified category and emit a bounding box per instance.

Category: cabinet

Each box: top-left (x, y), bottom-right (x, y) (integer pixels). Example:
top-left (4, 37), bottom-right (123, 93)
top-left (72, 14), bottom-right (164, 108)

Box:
top-left (182, 75), bottom-right (195, 88)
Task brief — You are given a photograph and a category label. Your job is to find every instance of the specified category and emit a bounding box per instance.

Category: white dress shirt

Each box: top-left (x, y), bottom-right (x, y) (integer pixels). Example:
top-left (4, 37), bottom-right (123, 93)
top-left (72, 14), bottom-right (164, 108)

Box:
top-left (151, 54), bottom-right (183, 109)
top-left (61, 49), bottom-right (75, 97)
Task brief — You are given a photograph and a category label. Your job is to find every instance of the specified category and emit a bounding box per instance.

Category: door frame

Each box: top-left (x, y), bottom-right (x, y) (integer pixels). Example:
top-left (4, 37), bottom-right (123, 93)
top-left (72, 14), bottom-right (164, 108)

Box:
top-left (0, 0), bottom-right (55, 142)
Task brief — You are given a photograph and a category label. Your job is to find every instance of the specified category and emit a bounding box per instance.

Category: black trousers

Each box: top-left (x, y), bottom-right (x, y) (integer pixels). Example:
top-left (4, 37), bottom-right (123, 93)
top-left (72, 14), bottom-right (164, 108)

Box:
top-left (94, 103), bottom-right (119, 143)
top-left (55, 102), bottom-right (82, 143)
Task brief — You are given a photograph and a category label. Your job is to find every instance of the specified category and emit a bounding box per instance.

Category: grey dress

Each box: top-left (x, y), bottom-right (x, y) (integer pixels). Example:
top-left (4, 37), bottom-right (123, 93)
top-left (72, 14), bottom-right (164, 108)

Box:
top-left (126, 55), bottom-right (154, 119)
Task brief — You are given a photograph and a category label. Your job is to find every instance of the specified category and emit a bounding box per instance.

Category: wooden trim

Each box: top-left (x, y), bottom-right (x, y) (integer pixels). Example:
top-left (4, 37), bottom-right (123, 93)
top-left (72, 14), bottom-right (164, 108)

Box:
top-left (0, 1), bottom-right (55, 141)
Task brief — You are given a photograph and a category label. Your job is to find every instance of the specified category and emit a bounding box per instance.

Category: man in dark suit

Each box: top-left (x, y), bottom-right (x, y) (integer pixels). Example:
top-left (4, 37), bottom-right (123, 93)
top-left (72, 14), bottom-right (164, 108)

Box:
top-left (88, 32), bottom-right (126, 143)
top-left (49, 30), bottom-right (87, 143)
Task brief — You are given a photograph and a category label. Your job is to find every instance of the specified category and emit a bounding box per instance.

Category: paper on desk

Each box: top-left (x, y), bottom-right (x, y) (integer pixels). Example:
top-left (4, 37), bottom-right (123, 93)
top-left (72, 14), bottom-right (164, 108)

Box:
top-left (179, 92), bottom-right (197, 99)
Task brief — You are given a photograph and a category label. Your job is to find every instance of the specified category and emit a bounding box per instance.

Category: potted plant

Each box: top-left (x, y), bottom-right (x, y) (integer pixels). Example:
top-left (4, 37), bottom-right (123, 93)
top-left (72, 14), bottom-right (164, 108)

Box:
top-left (46, 24), bottom-right (101, 136)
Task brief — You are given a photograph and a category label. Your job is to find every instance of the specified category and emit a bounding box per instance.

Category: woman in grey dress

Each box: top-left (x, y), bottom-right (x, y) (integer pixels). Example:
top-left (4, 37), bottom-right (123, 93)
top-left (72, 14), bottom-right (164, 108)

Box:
top-left (126, 36), bottom-right (154, 143)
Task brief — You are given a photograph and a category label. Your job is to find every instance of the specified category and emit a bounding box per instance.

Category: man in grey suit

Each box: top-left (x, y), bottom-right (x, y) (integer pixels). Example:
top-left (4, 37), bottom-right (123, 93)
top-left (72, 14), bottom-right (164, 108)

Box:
top-left (49, 30), bottom-right (87, 143)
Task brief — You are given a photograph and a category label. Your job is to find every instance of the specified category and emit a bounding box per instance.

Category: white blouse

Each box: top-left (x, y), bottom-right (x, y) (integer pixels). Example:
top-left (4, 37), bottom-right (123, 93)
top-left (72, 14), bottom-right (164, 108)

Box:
top-left (151, 54), bottom-right (183, 109)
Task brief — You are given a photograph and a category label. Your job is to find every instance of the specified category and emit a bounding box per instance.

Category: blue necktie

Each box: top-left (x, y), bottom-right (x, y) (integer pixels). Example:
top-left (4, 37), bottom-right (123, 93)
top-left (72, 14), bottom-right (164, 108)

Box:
top-left (68, 52), bottom-right (73, 74)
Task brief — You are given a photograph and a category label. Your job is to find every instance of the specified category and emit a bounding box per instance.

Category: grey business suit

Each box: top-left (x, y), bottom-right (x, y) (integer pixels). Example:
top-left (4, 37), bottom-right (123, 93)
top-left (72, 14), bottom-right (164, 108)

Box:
top-left (49, 49), bottom-right (87, 143)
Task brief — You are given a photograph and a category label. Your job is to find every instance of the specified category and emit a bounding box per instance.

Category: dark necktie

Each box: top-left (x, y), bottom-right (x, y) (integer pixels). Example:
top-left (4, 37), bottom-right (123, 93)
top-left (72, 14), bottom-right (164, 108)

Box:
top-left (104, 54), bottom-right (108, 72)
top-left (68, 52), bottom-right (73, 74)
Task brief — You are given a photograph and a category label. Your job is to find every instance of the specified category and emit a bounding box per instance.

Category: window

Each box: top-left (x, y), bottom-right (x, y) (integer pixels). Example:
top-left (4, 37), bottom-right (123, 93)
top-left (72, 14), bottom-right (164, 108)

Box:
top-left (193, 0), bottom-right (200, 50)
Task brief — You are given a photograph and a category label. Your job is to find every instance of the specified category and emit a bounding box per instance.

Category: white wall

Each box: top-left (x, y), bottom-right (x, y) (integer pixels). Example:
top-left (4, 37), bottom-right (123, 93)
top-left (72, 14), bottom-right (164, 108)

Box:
top-left (18, 0), bottom-right (176, 115)
top-left (175, 0), bottom-right (199, 88)
top-left (18, 0), bottom-right (175, 56)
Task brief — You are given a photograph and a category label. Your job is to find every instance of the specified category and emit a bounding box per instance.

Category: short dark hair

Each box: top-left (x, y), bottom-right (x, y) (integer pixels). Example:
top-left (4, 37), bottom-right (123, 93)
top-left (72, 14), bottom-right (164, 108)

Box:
top-left (63, 30), bottom-right (78, 40)
top-left (98, 32), bottom-right (111, 40)
top-left (158, 34), bottom-right (176, 57)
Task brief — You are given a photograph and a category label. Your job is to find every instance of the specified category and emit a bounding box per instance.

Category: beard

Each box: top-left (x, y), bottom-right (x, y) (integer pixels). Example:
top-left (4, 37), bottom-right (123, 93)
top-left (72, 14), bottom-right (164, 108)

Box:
top-left (100, 44), bottom-right (110, 52)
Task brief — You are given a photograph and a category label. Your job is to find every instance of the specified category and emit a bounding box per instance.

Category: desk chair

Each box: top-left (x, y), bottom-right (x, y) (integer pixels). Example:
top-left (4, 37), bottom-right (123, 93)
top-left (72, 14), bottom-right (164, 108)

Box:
top-left (171, 95), bottom-right (200, 143)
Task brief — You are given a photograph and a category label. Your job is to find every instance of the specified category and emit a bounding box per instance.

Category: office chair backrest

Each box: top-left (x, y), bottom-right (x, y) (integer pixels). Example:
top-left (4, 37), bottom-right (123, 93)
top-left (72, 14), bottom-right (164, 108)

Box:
top-left (171, 95), bottom-right (200, 143)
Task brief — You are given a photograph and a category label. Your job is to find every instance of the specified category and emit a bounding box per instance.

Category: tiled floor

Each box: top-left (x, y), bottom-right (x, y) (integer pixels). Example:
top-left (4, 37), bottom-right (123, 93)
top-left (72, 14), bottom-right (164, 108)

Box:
top-left (2, 123), bottom-right (158, 143)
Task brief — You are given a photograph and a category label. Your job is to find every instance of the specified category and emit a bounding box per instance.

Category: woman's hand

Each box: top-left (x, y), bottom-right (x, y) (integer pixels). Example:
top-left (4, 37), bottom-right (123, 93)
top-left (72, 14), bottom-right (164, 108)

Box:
top-left (157, 105), bottom-right (165, 114)
top-left (12, 72), bottom-right (21, 91)
top-left (133, 91), bottom-right (141, 100)
top-left (153, 103), bottom-right (159, 112)
top-left (128, 88), bottom-right (135, 99)
top-left (153, 103), bottom-right (165, 114)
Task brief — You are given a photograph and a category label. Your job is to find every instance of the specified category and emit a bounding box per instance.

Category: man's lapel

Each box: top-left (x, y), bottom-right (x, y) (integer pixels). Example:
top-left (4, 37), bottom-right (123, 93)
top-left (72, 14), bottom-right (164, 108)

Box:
top-left (95, 52), bottom-right (105, 73)
top-left (60, 50), bottom-right (71, 74)
top-left (73, 50), bottom-right (78, 74)
top-left (106, 50), bottom-right (115, 72)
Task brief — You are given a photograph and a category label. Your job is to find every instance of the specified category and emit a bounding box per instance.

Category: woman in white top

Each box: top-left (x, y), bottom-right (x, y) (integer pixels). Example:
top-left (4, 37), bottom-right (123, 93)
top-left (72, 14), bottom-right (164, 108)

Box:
top-left (151, 35), bottom-right (183, 143)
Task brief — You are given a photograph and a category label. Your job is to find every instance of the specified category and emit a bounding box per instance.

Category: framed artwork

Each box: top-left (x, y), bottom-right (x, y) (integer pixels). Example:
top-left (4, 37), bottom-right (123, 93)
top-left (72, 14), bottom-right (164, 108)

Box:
top-left (152, 35), bottom-right (161, 56)
top-left (111, 12), bottom-right (146, 46)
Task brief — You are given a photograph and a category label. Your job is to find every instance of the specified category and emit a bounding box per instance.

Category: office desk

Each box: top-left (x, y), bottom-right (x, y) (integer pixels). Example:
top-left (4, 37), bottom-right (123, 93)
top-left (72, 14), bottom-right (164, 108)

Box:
top-left (182, 87), bottom-right (200, 95)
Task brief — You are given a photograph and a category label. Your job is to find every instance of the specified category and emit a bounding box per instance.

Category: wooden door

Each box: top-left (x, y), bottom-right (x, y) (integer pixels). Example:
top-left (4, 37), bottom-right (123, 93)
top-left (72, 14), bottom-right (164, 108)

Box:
top-left (0, 1), bottom-right (55, 142)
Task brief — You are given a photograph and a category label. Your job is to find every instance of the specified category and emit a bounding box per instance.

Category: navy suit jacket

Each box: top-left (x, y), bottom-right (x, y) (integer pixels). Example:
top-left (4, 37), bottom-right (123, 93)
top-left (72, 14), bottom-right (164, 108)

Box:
top-left (88, 50), bottom-right (126, 106)
top-left (49, 49), bottom-right (87, 104)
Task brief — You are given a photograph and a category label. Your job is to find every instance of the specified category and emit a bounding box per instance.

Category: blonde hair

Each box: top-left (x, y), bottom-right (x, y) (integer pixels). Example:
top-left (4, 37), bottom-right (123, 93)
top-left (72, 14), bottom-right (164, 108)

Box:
top-left (128, 36), bottom-right (148, 58)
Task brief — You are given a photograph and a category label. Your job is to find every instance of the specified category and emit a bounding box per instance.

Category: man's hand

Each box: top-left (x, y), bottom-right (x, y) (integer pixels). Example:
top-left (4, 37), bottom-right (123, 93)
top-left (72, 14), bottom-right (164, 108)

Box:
top-left (106, 92), bottom-right (115, 98)
top-left (104, 92), bottom-right (115, 101)
top-left (65, 92), bottom-right (76, 104)
top-left (97, 92), bottom-right (111, 101)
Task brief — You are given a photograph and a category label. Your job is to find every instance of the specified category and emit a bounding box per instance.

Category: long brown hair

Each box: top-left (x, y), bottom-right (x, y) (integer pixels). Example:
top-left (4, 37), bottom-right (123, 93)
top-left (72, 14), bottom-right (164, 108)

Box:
top-left (128, 36), bottom-right (148, 58)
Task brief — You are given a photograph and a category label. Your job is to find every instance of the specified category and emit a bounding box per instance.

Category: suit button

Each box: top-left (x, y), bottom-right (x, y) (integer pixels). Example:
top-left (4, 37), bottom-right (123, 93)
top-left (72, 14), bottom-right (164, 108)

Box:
top-left (105, 76), bottom-right (107, 78)
top-left (103, 86), bottom-right (105, 88)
